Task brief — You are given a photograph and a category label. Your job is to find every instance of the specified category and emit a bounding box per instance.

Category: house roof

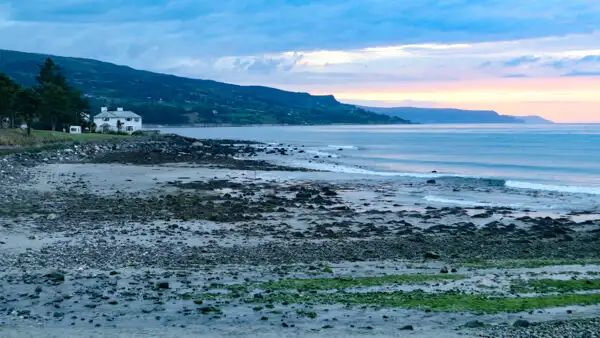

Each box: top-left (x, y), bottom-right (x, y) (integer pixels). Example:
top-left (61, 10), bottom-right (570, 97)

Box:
top-left (95, 111), bottom-right (141, 119)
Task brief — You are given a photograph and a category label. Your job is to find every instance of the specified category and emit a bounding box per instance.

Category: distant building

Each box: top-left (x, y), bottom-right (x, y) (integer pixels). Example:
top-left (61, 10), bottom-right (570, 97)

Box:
top-left (93, 107), bottom-right (142, 134)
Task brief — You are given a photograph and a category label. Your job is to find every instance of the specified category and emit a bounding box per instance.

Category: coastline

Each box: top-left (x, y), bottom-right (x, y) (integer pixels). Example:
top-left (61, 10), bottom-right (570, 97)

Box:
top-left (1, 134), bottom-right (600, 337)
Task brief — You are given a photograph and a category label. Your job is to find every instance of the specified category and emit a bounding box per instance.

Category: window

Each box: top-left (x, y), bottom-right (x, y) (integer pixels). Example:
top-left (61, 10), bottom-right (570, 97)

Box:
top-left (126, 118), bottom-right (132, 122)
top-left (126, 126), bottom-right (134, 131)
top-left (134, 118), bottom-right (140, 122)
top-left (103, 118), bottom-right (109, 122)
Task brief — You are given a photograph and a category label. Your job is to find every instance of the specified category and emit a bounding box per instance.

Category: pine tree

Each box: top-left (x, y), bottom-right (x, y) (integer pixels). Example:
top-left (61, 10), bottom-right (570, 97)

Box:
top-left (0, 73), bottom-right (19, 128)
top-left (14, 88), bottom-right (41, 136)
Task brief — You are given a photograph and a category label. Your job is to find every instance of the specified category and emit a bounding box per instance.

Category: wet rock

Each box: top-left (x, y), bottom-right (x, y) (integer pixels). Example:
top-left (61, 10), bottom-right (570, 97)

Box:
top-left (424, 251), bottom-right (441, 259)
top-left (440, 266), bottom-right (449, 274)
top-left (513, 319), bottom-right (530, 328)
top-left (426, 179), bottom-right (436, 184)
top-left (156, 282), bottom-right (170, 289)
top-left (399, 325), bottom-right (414, 330)
top-left (44, 271), bottom-right (65, 283)
top-left (463, 320), bottom-right (485, 328)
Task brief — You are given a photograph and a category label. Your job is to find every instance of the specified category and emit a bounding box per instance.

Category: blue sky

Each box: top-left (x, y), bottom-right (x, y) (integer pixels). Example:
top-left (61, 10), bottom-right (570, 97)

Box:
top-left (2, 0), bottom-right (600, 121)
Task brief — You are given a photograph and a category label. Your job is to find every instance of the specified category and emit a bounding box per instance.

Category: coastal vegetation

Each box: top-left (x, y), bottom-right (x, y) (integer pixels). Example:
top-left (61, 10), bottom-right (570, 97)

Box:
top-left (0, 57), bottom-right (91, 136)
top-left (0, 49), bottom-right (408, 126)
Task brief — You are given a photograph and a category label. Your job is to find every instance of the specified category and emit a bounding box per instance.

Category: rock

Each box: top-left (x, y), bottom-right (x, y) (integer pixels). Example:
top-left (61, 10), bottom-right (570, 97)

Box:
top-left (463, 320), bottom-right (485, 328)
top-left (53, 312), bottom-right (65, 318)
top-left (424, 251), bottom-right (441, 259)
top-left (47, 213), bottom-right (58, 220)
top-left (513, 319), bottom-right (530, 328)
top-left (45, 271), bottom-right (65, 283)
top-left (440, 266), bottom-right (449, 274)
top-left (156, 282), bottom-right (169, 289)
top-left (426, 179), bottom-right (436, 184)
top-left (399, 325), bottom-right (414, 330)
top-left (451, 268), bottom-right (458, 273)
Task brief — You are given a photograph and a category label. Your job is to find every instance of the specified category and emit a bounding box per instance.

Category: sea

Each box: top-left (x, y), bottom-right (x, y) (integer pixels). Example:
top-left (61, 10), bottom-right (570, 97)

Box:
top-left (161, 124), bottom-right (600, 211)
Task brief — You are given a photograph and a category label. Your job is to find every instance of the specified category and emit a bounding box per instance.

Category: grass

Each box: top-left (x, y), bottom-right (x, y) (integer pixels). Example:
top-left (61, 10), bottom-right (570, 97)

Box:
top-left (252, 290), bottom-right (600, 314)
top-left (258, 274), bottom-right (465, 291)
top-left (463, 259), bottom-right (600, 269)
top-left (511, 278), bottom-right (600, 294)
top-left (0, 129), bottom-right (126, 147)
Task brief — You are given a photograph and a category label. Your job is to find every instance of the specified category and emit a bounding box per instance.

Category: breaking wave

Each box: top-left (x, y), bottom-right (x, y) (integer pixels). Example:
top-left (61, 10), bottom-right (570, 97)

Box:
top-left (506, 181), bottom-right (600, 195)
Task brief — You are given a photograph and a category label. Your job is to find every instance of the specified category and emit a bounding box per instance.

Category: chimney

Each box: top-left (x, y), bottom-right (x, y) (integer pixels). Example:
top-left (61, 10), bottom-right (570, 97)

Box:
top-left (117, 107), bottom-right (124, 112)
top-left (101, 107), bottom-right (108, 112)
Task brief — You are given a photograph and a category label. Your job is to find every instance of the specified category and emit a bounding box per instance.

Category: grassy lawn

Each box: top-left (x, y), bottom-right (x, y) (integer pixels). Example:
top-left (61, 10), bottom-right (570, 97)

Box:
top-left (0, 129), bottom-right (126, 147)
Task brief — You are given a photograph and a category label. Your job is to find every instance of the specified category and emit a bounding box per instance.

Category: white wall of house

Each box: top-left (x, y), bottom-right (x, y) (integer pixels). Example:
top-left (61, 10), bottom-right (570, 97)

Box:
top-left (94, 117), bottom-right (142, 133)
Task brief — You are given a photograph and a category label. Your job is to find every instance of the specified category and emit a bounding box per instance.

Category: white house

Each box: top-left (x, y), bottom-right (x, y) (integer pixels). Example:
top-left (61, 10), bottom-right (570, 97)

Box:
top-left (94, 107), bottom-right (142, 134)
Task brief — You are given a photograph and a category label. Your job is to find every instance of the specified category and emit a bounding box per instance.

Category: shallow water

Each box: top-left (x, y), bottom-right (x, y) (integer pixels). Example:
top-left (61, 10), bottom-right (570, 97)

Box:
top-left (162, 124), bottom-right (600, 211)
top-left (161, 124), bottom-right (600, 191)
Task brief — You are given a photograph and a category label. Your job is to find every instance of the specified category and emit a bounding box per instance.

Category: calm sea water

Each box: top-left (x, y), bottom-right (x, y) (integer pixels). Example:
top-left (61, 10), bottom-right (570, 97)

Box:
top-left (161, 124), bottom-right (600, 195)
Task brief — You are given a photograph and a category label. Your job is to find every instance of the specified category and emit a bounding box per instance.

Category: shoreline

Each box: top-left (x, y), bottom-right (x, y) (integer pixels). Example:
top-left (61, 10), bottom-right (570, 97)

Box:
top-left (1, 134), bottom-right (600, 337)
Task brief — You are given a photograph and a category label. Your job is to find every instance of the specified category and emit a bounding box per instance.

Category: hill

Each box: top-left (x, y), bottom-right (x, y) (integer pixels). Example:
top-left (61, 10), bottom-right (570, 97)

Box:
top-left (0, 49), bottom-right (408, 126)
top-left (515, 115), bottom-right (554, 124)
top-left (360, 106), bottom-right (549, 124)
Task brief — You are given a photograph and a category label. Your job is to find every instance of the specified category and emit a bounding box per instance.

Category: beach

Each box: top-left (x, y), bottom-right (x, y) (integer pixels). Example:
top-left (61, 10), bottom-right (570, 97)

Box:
top-left (1, 132), bottom-right (600, 337)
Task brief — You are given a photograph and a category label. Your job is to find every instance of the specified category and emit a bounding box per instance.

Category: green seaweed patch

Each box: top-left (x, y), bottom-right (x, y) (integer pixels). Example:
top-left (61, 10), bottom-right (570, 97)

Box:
top-left (259, 274), bottom-right (464, 291)
top-left (253, 290), bottom-right (600, 314)
top-left (463, 259), bottom-right (600, 269)
top-left (511, 278), bottom-right (600, 293)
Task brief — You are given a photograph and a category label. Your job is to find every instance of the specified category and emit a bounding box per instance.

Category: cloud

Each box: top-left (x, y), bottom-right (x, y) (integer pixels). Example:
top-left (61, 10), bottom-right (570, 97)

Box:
top-left (3, 0), bottom-right (600, 58)
top-left (3, 0), bottom-right (600, 121)
top-left (503, 56), bottom-right (541, 67)
top-left (561, 70), bottom-right (600, 77)
top-left (578, 55), bottom-right (600, 63)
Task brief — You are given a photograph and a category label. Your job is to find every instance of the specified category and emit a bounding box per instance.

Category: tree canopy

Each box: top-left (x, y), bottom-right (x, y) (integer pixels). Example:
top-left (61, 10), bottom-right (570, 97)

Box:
top-left (0, 57), bottom-right (90, 134)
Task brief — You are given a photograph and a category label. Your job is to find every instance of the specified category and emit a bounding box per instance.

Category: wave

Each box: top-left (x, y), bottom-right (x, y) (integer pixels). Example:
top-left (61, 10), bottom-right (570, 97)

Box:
top-left (424, 196), bottom-right (519, 208)
top-left (292, 161), bottom-right (490, 180)
top-left (328, 145), bottom-right (359, 150)
top-left (306, 150), bottom-right (340, 158)
top-left (506, 181), bottom-right (600, 195)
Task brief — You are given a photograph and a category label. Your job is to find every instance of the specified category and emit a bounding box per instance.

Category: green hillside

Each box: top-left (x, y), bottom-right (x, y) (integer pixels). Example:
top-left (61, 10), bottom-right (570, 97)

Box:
top-left (0, 49), bottom-right (408, 126)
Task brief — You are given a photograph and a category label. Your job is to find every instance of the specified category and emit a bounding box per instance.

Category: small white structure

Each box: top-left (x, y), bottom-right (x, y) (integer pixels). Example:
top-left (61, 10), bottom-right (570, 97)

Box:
top-left (69, 126), bottom-right (82, 134)
top-left (93, 107), bottom-right (142, 134)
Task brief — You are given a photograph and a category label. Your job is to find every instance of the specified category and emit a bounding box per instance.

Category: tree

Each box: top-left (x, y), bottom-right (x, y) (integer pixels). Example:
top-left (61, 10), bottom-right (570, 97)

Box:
top-left (0, 73), bottom-right (20, 128)
top-left (116, 119), bottom-right (123, 132)
top-left (35, 58), bottom-right (83, 131)
top-left (39, 83), bottom-right (69, 131)
top-left (14, 88), bottom-right (41, 136)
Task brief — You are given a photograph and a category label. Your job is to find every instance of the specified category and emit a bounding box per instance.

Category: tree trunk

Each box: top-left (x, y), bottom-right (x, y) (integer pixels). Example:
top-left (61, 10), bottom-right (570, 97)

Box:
top-left (27, 123), bottom-right (32, 136)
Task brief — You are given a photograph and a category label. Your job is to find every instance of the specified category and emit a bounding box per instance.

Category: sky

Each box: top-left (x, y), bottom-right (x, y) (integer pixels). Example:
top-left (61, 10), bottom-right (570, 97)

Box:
top-left (1, 1), bottom-right (600, 122)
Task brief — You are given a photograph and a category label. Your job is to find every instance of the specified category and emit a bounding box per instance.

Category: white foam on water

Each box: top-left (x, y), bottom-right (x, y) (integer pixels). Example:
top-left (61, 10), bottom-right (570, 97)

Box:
top-left (306, 150), bottom-right (340, 158)
top-left (424, 196), bottom-right (503, 207)
top-left (506, 181), bottom-right (600, 195)
top-left (291, 161), bottom-right (444, 178)
top-left (328, 145), bottom-right (359, 150)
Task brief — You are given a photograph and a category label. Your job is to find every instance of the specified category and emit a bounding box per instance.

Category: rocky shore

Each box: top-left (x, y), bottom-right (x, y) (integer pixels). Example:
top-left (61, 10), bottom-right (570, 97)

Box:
top-left (1, 134), bottom-right (600, 337)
